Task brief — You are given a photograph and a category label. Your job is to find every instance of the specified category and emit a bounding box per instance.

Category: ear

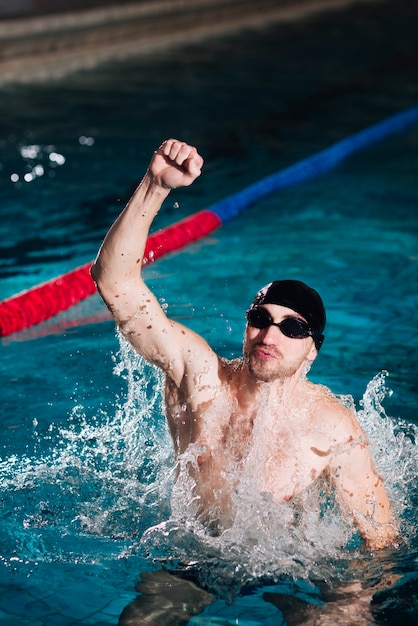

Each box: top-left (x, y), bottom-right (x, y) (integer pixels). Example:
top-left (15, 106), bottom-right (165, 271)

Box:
top-left (307, 342), bottom-right (318, 362)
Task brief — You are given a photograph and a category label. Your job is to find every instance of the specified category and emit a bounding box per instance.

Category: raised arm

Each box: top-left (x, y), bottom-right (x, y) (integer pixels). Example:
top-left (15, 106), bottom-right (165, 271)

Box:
top-left (91, 140), bottom-right (217, 386)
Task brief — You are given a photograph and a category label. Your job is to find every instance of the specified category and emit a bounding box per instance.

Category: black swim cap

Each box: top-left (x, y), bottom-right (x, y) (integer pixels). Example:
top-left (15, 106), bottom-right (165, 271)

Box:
top-left (250, 280), bottom-right (326, 350)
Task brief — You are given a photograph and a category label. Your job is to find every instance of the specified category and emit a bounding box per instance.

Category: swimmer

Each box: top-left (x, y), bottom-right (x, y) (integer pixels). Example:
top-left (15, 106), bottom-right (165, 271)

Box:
top-left (92, 139), bottom-right (398, 551)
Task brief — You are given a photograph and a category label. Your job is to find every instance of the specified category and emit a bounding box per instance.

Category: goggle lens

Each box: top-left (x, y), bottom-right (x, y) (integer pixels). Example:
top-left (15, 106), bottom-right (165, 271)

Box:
top-left (246, 306), bottom-right (313, 339)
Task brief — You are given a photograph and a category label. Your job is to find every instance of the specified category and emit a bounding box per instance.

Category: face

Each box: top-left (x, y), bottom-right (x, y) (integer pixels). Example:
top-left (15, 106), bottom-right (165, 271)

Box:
top-left (243, 304), bottom-right (318, 383)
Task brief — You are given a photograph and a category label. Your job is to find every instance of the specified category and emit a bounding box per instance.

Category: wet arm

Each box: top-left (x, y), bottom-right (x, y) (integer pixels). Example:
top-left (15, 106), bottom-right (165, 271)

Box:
top-left (91, 140), bottom-right (202, 320)
top-left (91, 140), bottom-right (212, 383)
top-left (329, 432), bottom-right (398, 550)
top-left (91, 168), bottom-right (169, 324)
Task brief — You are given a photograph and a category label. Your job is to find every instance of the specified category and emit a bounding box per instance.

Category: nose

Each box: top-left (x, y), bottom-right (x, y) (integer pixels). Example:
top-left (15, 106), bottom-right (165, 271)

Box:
top-left (260, 324), bottom-right (282, 342)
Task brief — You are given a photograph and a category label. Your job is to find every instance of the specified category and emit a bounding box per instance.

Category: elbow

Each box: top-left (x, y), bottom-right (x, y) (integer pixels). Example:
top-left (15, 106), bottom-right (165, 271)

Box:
top-left (90, 260), bottom-right (105, 296)
top-left (90, 260), bottom-right (99, 284)
top-left (90, 260), bottom-right (116, 309)
top-left (90, 261), bottom-right (138, 325)
top-left (90, 259), bottom-right (111, 294)
top-left (90, 258), bottom-right (113, 295)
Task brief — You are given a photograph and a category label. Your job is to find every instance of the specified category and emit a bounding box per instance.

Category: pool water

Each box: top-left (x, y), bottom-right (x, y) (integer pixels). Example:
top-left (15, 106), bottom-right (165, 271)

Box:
top-left (1, 0), bottom-right (418, 624)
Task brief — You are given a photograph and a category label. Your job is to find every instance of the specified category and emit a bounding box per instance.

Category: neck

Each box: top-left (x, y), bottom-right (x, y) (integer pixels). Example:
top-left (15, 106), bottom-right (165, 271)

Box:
top-left (237, 360), bottom-right (307, 405)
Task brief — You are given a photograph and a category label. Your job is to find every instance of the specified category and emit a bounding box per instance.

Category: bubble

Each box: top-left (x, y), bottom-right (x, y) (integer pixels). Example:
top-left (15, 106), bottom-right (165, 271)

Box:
top-left (79, 135), bottom-right (95, 147)
top-left (20, 145), bottom-right (41, 159)
top-left (33, 164), bottom-right (44, 177)
top-left (49, 152), bottom-right (65, 165)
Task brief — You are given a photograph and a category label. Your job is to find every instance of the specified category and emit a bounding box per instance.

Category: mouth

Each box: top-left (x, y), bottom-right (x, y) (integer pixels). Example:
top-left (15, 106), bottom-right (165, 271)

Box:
top-left (252, 345), bottom-right (279, 360)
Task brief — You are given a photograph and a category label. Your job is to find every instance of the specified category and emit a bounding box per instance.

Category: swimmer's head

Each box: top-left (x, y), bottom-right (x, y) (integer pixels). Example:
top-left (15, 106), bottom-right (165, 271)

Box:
top-left (250, 280), bottom-right (326, 350)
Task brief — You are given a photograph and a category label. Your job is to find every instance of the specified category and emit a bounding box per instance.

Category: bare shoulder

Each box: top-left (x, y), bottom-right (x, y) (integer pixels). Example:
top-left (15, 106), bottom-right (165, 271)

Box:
top-left (305, 380), bottom-right (364, 444)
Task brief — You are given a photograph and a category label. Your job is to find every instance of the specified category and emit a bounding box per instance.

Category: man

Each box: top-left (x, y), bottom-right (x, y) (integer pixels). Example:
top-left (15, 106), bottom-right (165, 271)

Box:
top-left (92, 138), bottom-right (397, 551)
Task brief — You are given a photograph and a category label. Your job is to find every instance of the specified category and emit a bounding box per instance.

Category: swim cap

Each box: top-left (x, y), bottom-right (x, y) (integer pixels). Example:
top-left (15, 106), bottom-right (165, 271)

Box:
top-left (250, 280), bottom-right (326, 349)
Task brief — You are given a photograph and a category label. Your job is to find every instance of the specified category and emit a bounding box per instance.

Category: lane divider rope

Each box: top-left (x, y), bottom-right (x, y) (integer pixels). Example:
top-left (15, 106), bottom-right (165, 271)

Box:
top-left (1, 104), bottom-right (417, 337)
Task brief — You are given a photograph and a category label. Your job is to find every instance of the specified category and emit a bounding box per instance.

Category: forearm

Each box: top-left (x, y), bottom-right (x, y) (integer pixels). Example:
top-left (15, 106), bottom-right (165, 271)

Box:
top-left (92, 139), bottom-right (203, 322)
top-left (357, 481), bottom-right (399, 550)
top-left (335, 470), bottom-right (398, 550)
top-left (91, 172), bottom-right (170, 298)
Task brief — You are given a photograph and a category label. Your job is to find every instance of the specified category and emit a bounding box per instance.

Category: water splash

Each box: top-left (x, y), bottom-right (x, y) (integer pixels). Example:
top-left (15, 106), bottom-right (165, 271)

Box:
top-left (141, 371), bottom-right (418, 595)
top-left (0, 335), bottom-right (173, 570)
top-left (355, 371), bottom-right (418, 537)
top-left (1, 338), bottom-right (417, 598)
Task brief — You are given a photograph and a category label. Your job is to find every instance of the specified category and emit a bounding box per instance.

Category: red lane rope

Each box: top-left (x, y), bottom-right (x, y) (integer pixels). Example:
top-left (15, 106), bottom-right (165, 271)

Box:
top-left (0, 209), bottom-right (222, 337)
top-left (144, 209), bottom-right (221, 262)
top-left (3, 104), bottom-right (418, 338)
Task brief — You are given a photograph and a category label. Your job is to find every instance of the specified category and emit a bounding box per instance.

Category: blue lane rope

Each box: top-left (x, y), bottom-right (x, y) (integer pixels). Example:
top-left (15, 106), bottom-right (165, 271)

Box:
top-left (208, 105), bottom-right (418, 223)
top-left (2, 104), bottom-right (418, 337)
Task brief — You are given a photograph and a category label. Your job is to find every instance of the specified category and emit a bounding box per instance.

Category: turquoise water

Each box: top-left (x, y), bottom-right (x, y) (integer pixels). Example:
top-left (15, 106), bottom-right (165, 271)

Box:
top-left (1, 0), bottom-right (418, 623)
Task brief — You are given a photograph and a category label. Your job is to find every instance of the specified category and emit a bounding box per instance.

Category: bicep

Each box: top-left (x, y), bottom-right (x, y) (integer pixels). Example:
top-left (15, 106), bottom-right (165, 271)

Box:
top-left (117, 282), bottom-right (218, 387)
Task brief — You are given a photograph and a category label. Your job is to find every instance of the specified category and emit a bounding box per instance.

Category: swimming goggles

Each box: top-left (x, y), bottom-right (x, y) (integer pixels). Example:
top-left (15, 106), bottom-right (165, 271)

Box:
top-left (246, 306), bottom-right (314, 339)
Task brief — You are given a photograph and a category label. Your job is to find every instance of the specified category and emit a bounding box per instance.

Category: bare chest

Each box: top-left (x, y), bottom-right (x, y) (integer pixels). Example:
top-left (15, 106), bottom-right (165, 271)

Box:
top-left (258, 428), bottom-right (332, 500)
top-left (198, 403), bottom-right (332, 502)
